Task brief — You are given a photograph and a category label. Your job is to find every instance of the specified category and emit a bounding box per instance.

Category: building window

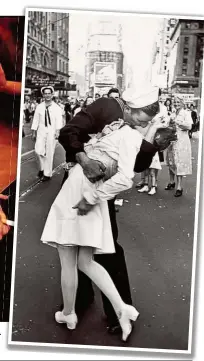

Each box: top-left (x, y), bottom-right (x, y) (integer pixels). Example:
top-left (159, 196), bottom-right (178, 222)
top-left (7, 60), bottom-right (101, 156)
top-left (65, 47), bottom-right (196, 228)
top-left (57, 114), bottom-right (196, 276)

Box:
top-left (192, 22), bottom-right (199, 30)
top-left (59, 59), bottom-right (61, 72)
top-left (31, 46), bottom-right (38, 63)
top-left (184, 36), bottom-right (189, 45)
top-left (194, 36), bottom-right (204, 77)
top-left (52, 41), bottom-right (55, 48)
top-left (52, 23), bottom-right (55, 31)
top-left (183, 58), bottom-right (188, 65)
top-left (182, 68), bottom-right (187, 75)
top-left (184, 47), bottom-right (189, 55)
top-left (199, 21), bottom-right (204, 29)
top-left (44, 54), bottom-right (49, 67)
top-left (166, 40), bottom-right (169, 44)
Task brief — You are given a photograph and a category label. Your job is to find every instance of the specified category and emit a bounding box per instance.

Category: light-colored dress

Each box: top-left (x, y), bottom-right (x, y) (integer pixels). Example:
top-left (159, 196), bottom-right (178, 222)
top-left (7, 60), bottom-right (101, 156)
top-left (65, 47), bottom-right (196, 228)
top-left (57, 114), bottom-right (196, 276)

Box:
top-left (41, 124), bottom-right (143, 254)
top-left (166, 108), bottom-right (193, 176)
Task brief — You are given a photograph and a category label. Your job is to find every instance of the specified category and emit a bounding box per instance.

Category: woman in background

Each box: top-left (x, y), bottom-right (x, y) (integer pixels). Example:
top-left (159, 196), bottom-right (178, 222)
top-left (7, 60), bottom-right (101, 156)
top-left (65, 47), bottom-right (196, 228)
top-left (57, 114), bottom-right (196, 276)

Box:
top-left (165, 96), bottom-right (193, 197)
top-left (164, 98), bottom-right (173, 115)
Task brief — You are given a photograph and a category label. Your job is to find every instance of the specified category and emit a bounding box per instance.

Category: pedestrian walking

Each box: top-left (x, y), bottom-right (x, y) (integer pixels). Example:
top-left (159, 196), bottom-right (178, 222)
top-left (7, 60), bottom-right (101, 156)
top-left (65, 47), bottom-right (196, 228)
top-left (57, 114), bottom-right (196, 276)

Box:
top-left (31, 86), bottom-right (63, 182)
top-left (165, 96), bottom-right (193, 197)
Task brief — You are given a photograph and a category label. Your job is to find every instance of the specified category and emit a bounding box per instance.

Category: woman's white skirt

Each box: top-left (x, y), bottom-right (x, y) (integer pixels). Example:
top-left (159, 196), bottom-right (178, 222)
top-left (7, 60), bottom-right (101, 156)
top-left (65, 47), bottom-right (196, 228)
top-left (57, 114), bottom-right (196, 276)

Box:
top-left (41, 164), bottom-right (115, 255)
top-left (149, 152), bottom-right (162, 170)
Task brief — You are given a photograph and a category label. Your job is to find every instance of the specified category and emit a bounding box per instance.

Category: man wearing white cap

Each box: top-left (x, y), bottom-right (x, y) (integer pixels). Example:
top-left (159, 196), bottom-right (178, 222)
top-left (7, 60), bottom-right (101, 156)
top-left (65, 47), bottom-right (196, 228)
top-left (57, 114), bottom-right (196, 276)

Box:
top-left (58, 84), bottom-right (173, 334)
top-left (31, 86), bottom-right (63, 181)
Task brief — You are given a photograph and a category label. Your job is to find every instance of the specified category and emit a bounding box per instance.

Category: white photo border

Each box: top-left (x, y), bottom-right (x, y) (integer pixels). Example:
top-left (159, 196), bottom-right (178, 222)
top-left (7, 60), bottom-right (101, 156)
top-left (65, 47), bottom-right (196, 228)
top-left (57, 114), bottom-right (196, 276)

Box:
top-left (8, 6), bottom-right (204, 356)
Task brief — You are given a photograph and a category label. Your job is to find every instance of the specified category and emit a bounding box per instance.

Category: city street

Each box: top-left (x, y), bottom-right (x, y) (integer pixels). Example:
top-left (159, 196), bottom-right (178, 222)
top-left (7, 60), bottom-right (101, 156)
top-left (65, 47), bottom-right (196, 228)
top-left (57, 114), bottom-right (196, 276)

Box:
top-left (11, 132), bottom-right (199, 351)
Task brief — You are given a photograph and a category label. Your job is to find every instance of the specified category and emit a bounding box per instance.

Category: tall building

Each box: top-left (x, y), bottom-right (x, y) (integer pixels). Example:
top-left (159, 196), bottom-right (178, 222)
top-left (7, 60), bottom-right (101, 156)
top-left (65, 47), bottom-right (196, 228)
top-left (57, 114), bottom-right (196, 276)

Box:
top-left (167, 19), bottom-right (204, 102)
top-left (151, 18), bottom-right (177, 89)
top-left (85, 18), bottom-right (124, 96)
top-left (26, 11), bottom-right (72, 96)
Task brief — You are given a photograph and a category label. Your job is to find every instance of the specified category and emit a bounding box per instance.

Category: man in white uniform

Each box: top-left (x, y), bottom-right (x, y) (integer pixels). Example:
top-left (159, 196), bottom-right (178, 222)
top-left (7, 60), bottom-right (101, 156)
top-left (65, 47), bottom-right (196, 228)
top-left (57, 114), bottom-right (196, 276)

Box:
top-left (31, 86), bottom-right (63, 181)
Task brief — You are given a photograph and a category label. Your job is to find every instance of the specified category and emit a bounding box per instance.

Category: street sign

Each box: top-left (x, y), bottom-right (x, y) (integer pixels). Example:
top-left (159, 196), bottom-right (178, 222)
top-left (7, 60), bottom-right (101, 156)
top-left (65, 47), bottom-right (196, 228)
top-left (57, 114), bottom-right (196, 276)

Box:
top-left (173, 93), bottom-right (195, 103)
top-left (26, 79), bottom-right (76, 91)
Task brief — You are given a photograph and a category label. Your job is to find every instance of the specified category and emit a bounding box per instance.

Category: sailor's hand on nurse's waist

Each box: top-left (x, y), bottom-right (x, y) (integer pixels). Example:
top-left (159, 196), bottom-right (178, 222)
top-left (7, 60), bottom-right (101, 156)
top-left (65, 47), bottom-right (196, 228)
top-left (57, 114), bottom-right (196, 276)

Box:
top-left (76, 152), bottom-right (106, 183)
top-left (72, 198), bottom-right (94, 216)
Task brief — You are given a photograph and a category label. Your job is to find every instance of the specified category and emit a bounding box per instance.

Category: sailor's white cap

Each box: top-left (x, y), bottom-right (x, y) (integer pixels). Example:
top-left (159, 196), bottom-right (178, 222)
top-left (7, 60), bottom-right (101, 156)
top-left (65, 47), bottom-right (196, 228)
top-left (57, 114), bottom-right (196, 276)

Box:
top-left (123, 85), bottom-right (159, 109)
top-left (41, 86), bottom-right (55, 95)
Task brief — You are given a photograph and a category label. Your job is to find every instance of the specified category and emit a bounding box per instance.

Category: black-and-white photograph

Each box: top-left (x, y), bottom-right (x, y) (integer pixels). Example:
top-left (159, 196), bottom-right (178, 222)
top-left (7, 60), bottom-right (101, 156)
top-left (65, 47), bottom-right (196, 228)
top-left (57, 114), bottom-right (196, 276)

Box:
top-left (9, 9), bottom-right (203, 353)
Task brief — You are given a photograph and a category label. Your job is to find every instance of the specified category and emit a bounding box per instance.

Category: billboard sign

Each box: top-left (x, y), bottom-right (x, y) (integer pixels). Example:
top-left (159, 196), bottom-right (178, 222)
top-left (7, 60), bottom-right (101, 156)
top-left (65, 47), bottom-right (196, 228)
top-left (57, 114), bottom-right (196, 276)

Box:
top-left (173, 93), bottom-right (195, 103)
top-left (26, 79), bottom-right (76, 91)
top-left (94, 62), bottom-right (116, 85)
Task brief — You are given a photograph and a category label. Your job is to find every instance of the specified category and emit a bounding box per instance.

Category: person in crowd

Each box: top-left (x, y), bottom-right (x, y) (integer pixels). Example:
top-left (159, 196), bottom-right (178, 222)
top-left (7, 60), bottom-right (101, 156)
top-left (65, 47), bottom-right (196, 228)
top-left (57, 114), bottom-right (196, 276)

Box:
top-left (31, 86), bottom-right (63, 182)
top-left (73, 98), bottom-right (84, 116)
top-left (64, 97), bottom-right (72, 124)
top-left (29, 98), bottom-right (37, 122)
top-left (107, 87), bottom-right (120, 98)
top-left (136, 89), bottom-right (169, 192)
top-left (83, 96), bottom-right (94, 108)
top-left (57, 98), bottom-right (66, 125)
top-left (23, 96), bottom-right (31, 123)
top-left (95, 93), bottom-right (100, 100)
top-left (52, 85), bottom-right (175, 336)
top-left (165, 96), bottom-right (193, 197)
top-left (137, 150), bottom-right (162, 195)
top-left (189, 104), bottom-right (198, 138)
top-left (41, 86), bottom-right (172, 341)
top-left (164, 98), bottom-right (172, 115)
top-left (71, 99), bottom-right (80, 116)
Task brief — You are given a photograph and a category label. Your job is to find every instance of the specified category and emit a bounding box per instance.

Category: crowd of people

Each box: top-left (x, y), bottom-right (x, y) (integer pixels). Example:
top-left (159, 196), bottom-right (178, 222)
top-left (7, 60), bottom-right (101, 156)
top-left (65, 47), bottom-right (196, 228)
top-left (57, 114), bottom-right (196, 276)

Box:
top-left (23, 87), bottom-right (121, 127)
top-left (26, 85), bottom-right (199, 198)
top-left (136, 91), bottom-right (198, 197)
